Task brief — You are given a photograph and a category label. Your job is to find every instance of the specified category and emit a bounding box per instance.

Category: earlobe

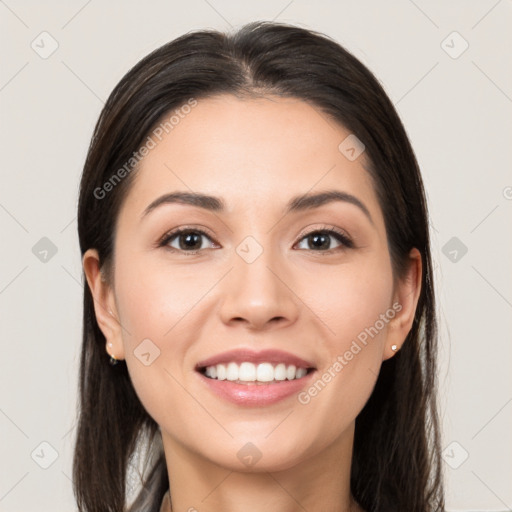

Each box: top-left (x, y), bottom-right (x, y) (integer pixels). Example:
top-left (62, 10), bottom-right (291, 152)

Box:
top-left (82, 249), bottom-right (125, 361)
top-left (382, 248), bottom-right (422, 361)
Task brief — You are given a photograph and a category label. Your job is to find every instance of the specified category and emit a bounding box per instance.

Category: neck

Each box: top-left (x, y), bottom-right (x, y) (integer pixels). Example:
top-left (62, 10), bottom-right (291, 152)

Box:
top-left (161, 422), bottom-right (363, 512)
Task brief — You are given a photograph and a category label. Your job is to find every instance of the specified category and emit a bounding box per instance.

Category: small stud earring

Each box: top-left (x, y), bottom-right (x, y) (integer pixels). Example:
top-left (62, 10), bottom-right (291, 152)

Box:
top-left (107, 342), bottom-right (119, 366)
top-left (391, 344), bottom-right (398, 352)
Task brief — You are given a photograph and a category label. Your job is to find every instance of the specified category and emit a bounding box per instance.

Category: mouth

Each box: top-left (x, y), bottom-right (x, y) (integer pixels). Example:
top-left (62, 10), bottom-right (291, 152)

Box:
top-left (193, 348), bottom-right (318, 405)
top-left (196, 363), bottom-right (316, 385)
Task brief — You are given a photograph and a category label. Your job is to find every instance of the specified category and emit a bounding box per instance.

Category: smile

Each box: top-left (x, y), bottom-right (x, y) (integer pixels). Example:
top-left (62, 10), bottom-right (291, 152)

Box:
top-left (200, 362), bottom-right (313, 383)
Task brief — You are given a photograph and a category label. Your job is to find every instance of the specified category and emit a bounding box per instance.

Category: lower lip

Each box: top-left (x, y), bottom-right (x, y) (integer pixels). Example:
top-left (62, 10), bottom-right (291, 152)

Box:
top-left (196, 370), bottom-right (317, 407)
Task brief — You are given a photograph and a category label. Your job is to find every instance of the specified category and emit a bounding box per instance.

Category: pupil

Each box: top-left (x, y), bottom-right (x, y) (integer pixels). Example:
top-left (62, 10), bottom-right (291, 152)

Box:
top-left (180, 232), bottom-right (201, 250)
top-left (310, 233), bottom-right (329, 249)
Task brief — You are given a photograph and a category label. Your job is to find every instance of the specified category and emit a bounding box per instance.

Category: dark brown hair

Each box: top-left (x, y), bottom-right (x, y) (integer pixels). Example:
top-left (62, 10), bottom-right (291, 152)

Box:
top-left (74, 20), bottom-right (444, 512)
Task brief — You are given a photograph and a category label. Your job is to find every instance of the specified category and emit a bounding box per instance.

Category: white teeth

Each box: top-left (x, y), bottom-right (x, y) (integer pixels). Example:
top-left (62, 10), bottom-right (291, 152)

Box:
top-left (296, 367), bottom-right (307, 379)
top-left (226, 362), bottom-right (240, 381)
top-left (216, 364), bottom-right (226, 380)
top-left (256, 362), bottom-right (274, 382)
top-left (203, 362), bottom-right (310, 382)
top-left (239, 362), bottom-right (256, 381)
top-left (205, 365), bottom-right (217, 379)
top-left (274, 363), bottom-right (287, 381)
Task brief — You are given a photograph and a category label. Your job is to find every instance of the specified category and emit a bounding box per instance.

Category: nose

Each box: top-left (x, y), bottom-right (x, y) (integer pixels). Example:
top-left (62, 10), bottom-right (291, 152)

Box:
top-left (218, 248), bottom-right (299, 331)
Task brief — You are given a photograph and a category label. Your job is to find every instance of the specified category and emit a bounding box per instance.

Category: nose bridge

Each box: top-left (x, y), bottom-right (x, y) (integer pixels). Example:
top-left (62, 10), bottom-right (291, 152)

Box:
top-left (218, 237), bottom-right (298, 329)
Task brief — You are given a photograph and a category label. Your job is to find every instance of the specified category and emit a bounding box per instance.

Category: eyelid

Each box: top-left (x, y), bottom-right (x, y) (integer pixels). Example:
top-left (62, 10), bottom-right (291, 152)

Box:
top-left (294, 224), bottom-right (354, 249)
top-left (157, 225), bottom-right (219, 250)
top-left (157, 223), bottom-right (354, 253)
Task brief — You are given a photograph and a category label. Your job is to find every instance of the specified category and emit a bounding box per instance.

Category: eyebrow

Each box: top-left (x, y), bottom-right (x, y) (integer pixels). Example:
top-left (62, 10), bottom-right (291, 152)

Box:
top-left (141, 190), bottom-right (373, 224)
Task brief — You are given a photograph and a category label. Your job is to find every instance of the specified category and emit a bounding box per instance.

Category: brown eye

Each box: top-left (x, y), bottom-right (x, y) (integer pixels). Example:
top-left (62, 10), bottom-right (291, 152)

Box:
top-left (295, 229), bottom-right (353, 251)
top-left (305, 232), bottom-right (332, 250)
top-left (161, 229), bottom-right (216, 252)
top-left (176, 232), bottom-right (203, 250)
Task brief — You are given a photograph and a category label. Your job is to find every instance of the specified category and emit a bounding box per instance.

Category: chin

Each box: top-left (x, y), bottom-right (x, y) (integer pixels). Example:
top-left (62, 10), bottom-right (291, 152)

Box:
top-left (197, 437), bottom-right (314, 474)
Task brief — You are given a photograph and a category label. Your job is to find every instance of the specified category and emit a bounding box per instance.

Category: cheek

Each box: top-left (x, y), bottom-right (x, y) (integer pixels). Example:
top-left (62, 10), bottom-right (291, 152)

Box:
top-left (112, 253), bottom-right (227, 424)
top-left (296, 256), bottom-right (394, 408)
top-left (302, 256), bottom-right (394, 346)
top-left (114, 253), bottom-right (211, 344)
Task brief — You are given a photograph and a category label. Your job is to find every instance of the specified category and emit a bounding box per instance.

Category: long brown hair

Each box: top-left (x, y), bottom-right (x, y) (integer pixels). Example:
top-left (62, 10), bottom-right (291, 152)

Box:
top-left (74, 21), bottom-right (444, 512)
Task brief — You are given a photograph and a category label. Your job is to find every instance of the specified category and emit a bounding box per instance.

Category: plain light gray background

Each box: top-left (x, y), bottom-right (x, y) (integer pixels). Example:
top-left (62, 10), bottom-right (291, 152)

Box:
top-left (1, 1), bottom-right (511, 511)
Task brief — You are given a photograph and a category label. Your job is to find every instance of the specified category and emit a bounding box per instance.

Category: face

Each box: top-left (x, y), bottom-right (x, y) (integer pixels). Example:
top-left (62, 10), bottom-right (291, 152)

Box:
top-left (84, 94), bottom-right (420, 473)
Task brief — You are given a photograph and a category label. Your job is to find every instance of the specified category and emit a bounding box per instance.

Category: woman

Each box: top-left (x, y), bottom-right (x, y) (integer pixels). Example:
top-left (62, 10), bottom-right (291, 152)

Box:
top-left (74, 21), bottom-right (444, 512)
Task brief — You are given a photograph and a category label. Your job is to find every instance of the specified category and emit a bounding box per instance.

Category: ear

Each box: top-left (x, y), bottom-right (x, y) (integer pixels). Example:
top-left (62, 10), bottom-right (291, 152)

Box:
top-left (382, 247), bottom-right (422, 360)
top-left (82, 248), bottom-right (125, 361)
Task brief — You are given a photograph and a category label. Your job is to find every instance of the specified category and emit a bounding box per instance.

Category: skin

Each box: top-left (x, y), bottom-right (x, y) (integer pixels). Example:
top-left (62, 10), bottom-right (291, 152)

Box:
top-left (83, 94), bottom-right (421, 512)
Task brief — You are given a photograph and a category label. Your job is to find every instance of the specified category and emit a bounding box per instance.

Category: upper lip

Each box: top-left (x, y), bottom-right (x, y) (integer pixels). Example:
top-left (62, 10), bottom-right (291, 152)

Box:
top-left (195, 348), bottom-right (316, 370)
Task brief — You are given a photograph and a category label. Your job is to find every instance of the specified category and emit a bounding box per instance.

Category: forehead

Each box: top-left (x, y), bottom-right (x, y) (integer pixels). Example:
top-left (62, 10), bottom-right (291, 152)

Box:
top-left (119, 94), bottom-right (381, 223)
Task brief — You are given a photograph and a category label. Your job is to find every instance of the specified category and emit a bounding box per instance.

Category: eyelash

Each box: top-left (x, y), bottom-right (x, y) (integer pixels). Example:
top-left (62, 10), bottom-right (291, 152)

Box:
top-left (157, 225), bottom-right (354, 255)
